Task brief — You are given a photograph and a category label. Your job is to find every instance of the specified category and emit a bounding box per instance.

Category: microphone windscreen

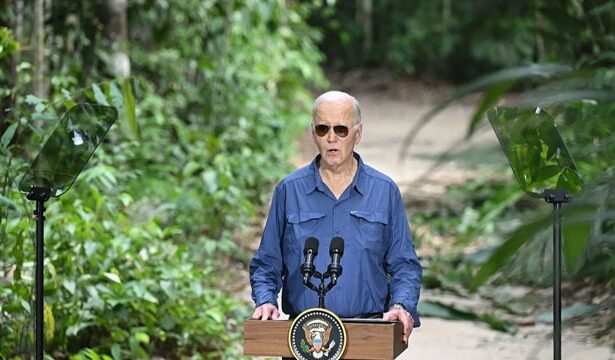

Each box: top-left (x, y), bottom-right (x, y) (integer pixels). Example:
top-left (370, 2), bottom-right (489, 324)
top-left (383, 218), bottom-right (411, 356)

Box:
top-left (330, 236), bottom-right (344, 256)
top-left (304, 237), bottom-right (319, 255)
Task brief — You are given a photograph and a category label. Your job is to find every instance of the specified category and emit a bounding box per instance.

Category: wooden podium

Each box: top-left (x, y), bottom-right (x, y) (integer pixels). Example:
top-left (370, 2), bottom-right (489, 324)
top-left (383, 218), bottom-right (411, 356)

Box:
top-left (244, 319), bottom-right (407, 359)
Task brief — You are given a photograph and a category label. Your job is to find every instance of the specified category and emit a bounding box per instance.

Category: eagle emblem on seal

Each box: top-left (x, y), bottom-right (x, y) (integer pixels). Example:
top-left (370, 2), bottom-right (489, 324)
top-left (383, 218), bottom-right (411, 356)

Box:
top-left (301, 319), bottom-right (337, 359)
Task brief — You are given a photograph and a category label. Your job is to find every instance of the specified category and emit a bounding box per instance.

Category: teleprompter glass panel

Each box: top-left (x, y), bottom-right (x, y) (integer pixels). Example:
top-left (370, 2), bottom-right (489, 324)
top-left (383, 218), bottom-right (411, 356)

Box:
top-left (19, 103), bottom-right (118, 197)
top-left (488, 106), bottom-right (584, 198)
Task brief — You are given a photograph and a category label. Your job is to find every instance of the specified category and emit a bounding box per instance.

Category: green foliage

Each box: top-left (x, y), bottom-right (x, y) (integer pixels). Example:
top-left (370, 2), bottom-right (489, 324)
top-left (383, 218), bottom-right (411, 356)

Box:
top-left (1, 0), bottom-right (325, 358)
top-left (311, 0), bottom-right (615, 82)
top-left (399, 0), bottom-right (615, 294)
top-left (0, 26), bottom-right (19, 60)
top-left (393, 0), bottom-right (615, 294)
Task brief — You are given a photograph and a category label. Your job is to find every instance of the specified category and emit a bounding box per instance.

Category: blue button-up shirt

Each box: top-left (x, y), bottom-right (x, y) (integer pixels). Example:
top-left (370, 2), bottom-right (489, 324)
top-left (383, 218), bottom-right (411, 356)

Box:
top-left (250, 153), bottom-right (421, 325)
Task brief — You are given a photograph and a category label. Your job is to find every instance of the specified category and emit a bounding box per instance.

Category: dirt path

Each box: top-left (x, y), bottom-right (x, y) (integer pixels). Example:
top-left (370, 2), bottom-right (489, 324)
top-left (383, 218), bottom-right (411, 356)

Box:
top-left (290, 87), bottom-right (614, 359)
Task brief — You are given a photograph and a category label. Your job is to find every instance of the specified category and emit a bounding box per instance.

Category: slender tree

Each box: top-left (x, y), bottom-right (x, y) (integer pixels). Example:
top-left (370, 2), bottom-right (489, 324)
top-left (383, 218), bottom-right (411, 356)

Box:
top-left (356, 0), bottom-right (373, 51)
top-left (107, 0), bottom-right (130, 78)
top-left (33, 0), bottom-right (47, 97)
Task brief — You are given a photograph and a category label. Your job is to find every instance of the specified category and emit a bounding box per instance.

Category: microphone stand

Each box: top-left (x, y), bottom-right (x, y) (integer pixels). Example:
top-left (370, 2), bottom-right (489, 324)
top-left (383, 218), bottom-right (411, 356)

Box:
top-left (303, 270), bottom-right (339, 309)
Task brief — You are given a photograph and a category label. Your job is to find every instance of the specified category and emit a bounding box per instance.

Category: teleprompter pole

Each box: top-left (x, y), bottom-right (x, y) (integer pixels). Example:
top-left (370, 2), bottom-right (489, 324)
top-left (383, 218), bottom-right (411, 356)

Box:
top-left (544, 189), bottom-right (570, 360)
top-left (27, 187), bottom-right (51, 360)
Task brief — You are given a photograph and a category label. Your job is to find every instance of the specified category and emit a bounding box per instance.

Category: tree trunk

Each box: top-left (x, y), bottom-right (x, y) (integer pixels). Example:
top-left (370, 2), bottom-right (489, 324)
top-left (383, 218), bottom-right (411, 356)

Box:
top-left (33, 0), bottom-right (47, 97)
top-left (13, 0), bottom-right (24, 66)
top-left (356, 0), bottom-right (373, 52)
top-left (442, 0), bottom-right (451, 33)
top-left (107, 0), bottom-right (130, 78)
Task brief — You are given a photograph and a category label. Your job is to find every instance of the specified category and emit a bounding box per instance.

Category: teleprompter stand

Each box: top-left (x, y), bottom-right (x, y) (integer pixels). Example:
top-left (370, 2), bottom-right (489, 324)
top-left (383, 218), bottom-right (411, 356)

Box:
top-left (489, 106), bottom-right (584, 360)
top-left (27, 187), bottom-right (52, 360)
top-left (544, 189), bottom-right (571, 360)
top-left (18, 103), bottom-right (117, 359)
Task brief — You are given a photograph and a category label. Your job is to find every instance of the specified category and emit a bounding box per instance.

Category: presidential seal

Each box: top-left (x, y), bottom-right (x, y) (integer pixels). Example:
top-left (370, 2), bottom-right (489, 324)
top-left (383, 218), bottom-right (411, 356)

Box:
top-left (288, 308), bottom-right (347, 360)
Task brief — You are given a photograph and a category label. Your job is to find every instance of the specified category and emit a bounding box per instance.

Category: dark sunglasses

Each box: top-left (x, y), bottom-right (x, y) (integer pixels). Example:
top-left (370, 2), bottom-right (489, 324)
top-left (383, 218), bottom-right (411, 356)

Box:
top-left (314, 124), bottom-right (351, 138)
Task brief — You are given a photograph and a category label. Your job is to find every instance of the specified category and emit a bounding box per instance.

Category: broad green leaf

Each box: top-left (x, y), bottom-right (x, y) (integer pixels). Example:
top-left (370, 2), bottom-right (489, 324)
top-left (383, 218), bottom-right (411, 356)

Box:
top-left (133, 331), bottom-right (150, 344)
top-left (20, 298), bottom-right (30, 313)
top-left (418, 300), bottom-right (515, 332)
top-left (536, 302), bottom-right (599, 323)
top-left (109, 81), bottom-right (124, 109)
top-left (92, 83), bottom-right (110, 106)
top-left (44, 304), bottom-right (55, 341)
top-left (25, 94), bottom-right (43, 105)
top-left (66, 322), bottom-right (93, 336)
top-left (12, 234), bottom-right (24, 282)
top-left (182, 161), bottom-right (201, 177)
top-left (469, 212), bottom-right (552, 291)
top-left (121, 78), bottom-right (137, 137)
top-left (0, 194), bottom-right (18, 210)
top-left (111, 344), bottom-right (122, 360)
top-left (562, 219), bottom-right (593, 274)
top-left (63, 279), bottom-right (76, 294)
top-left (467, 187), bottom-right (524, 238)
top-left (470, 202), bottom-right (597, 290)
top-left (103, 272), bottom-right (121, 284)
top-left (418, 300), bottom-right (477, 321)
top-left (479, 313), bottom-right (517, 333)
top-left (1, 122), bottom-right (17, 148)
top-left (466, 80), bottom-right (515, 138)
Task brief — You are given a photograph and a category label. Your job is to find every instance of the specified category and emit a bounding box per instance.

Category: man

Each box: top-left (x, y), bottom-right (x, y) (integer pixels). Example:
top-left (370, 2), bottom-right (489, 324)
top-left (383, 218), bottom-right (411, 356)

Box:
top-left (250, 91), bottom-right (422, 344)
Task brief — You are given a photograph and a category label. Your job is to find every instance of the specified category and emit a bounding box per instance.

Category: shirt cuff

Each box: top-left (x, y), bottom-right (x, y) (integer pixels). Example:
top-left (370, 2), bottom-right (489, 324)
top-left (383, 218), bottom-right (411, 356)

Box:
top-left (255, 298), bottom-right (278, 308)
top-left (389, 300), bottom-right (420, 327)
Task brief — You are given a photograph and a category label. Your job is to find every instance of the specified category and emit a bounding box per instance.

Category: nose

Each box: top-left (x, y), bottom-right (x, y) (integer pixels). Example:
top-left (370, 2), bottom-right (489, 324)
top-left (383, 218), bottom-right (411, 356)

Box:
top-left (326, 127), bottom-right (337, 142)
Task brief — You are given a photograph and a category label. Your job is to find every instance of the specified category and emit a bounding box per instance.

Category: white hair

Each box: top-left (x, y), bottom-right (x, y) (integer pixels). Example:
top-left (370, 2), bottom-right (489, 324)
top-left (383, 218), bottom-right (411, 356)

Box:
top-left (312, 91), bottom-right (361, 125)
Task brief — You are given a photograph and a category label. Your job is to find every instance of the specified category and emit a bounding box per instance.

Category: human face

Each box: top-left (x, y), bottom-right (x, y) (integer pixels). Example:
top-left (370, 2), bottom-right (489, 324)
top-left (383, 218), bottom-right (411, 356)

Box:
top-left (312, 99), bottom-right (362, 171)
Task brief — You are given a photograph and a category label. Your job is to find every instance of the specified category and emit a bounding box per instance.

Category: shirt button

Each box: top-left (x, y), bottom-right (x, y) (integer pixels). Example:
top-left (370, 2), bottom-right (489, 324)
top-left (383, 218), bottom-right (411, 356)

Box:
top-left (335, 228), bottom-right (340, 233)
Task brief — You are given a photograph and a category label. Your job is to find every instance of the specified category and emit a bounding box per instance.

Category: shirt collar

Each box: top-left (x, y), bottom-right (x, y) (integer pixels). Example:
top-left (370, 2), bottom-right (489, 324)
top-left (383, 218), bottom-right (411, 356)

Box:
top-left (307, 152), bottom-right (366, 196)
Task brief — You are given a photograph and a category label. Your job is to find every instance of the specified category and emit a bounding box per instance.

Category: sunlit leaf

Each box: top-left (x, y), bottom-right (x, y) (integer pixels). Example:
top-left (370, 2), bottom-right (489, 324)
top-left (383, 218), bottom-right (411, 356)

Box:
top-left (92, 83), bottom-right (110, 106)
top-left (103, 272), bottom-right (121, 284)
top-left (121, 78), bottom-right (138, 137)
top-left (25, 94), bottom-right (43, 105)
top-left (44, 304), bottom-right (55, 341)
top-left (1, 122), bottom-right (18, 149)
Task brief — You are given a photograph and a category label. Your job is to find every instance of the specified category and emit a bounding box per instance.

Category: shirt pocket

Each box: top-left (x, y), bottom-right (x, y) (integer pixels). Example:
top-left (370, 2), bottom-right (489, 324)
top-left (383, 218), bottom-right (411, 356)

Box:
top-left (349, 210), bottom-right (388, 249)
top-left (286, 211), bottom-right (326, 244)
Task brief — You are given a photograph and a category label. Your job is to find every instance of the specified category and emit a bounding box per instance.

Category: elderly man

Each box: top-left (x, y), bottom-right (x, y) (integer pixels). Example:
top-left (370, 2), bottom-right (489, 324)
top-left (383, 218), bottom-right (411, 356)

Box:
top-left (249, 91), bottom-right (422, 344)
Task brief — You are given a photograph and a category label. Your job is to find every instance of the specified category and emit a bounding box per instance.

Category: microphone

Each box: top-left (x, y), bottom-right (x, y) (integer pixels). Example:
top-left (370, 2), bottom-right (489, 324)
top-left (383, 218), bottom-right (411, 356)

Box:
top-left (301, 237), bottom-right (319, 283)
top-left (328, 236), bottom-right (344, 283)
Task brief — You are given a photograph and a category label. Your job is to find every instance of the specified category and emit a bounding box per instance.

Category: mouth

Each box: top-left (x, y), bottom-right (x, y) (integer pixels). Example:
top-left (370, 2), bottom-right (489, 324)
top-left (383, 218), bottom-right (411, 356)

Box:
top-left (326, 149), bottom-right (340, 155)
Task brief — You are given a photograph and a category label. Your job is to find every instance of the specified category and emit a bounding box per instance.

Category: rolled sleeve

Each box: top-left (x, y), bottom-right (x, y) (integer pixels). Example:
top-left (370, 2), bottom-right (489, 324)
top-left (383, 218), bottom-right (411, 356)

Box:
top-left (386, 185), bottom-right (422, 327)
top-left (249, 184), bottom-right (286, 308)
